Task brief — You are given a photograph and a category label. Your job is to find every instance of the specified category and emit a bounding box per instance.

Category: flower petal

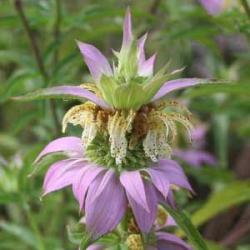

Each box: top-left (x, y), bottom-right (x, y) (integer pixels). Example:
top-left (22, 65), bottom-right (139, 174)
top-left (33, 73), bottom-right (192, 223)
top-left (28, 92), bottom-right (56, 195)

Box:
top-left (120, 171), bottom-right (149, 211)
top-left (153, 159), bottom-right (193, 192)
top-left (152, 78), bottom-right (207, 102)
top-left (127, 181), bottom-right (157, 232)
top-left (88, 169), bottom-right (116, 204)
top-left (122, 8), bottom-right (133, 48)
top-left (85, 173), bottom-right (127, 238)
top-left (77, 41), bottom-right (112, 82)
top-left (86, 244), bottom-right (105, 250)
top-left (72, 165), bottom-right (104, 210)
top-left (14, 86), bottom-right (109, 109)
top-left (138, 33), bottom-right (147, 64)
top-left (43, 159), bottom-right (84, 195)
top-left (35, 137), bottom-right (83, 163)
top-left (138, 54), bottom-right (156, 77)
top-left (145, 168), bottom-right (170, 199)
top-left (157, 232), bottom-right (192, 250)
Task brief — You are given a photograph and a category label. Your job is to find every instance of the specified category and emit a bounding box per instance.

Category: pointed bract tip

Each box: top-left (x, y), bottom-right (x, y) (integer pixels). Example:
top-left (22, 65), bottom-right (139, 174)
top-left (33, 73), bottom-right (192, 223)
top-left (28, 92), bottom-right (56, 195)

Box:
top-left (122, 7), bottom-right (133, 48)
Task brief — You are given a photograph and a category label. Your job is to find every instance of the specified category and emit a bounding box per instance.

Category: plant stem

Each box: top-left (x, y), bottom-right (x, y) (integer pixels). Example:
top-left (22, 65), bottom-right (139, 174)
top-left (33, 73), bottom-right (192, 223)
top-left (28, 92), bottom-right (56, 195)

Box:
top-left (53, 0), bottom-right (62, 66)
top-left (240, 0), bottom-right (250, 19)
top-left (14, 0), bottom-right (61, 135)
top-left (14, 0), bottom-right (48, 82)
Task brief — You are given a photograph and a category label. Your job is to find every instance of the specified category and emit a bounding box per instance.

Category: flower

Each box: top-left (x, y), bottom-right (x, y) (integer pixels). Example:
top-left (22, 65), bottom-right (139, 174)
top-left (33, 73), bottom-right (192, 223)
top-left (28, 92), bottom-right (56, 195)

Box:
top-left (36, 136), bottom-right (192, 238)
top-left (198, 0), bottom-right (236, 15)
top-left (173, 125), bottom-right (217, 167)
top-left (17, 9), bottom-right (213, 165)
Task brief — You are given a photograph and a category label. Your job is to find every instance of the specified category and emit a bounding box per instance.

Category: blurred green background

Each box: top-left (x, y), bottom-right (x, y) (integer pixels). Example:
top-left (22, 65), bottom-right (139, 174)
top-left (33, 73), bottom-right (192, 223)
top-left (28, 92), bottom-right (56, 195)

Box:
top-left (0, 0), bottom-right (250, 249)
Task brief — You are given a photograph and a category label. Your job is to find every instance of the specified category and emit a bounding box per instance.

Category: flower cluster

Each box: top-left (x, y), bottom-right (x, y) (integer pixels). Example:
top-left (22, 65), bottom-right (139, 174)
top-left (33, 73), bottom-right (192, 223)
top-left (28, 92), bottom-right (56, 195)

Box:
top-left (29, 9), bottom-right (213, 249)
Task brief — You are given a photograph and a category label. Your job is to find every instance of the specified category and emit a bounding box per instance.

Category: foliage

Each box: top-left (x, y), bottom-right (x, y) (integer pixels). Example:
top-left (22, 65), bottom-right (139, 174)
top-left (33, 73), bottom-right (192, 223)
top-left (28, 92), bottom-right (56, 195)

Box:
top-left (0, 0), bottom-right (250, 249)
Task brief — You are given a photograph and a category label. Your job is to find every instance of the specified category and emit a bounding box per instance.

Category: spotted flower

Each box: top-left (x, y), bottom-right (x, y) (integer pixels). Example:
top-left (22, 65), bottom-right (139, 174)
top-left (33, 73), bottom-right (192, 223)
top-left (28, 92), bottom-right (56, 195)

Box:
top-left (36, 136), bottom-right (192, 238)
top-left (17, 9), bottom-right (212, 166)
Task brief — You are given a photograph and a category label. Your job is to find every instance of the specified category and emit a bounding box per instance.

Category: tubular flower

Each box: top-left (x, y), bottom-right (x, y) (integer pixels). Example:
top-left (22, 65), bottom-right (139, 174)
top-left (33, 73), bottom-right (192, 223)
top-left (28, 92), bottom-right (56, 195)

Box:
top-left (35, 136), bottom-right (192, 238)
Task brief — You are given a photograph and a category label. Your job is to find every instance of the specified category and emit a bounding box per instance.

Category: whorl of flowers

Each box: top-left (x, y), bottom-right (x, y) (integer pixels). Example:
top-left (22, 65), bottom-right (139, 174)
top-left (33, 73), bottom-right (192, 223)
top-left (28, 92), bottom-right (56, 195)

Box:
top-left (17, 8), bottom-right (214, 249)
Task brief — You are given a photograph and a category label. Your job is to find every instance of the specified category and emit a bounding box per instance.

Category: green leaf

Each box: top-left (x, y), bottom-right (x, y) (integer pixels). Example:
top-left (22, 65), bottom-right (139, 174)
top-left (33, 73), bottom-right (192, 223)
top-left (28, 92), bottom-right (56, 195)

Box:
top-left (12, 87), bottom-right (86, 102)
top-left (0, 222), bottom-right (37, 249)
top-left (192, 181), bottom-right (250, 227)
top-left (162, 205), bottom-right (208, 250)
top-left (183, 82), bottom-right (250, 98)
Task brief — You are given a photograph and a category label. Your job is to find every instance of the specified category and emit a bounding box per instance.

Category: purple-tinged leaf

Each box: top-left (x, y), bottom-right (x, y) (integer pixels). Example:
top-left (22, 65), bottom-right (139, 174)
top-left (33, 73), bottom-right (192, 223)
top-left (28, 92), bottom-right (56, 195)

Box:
top-left (43, 159), bottom-right (84, 195)
top-left (77, 41), bottom-right (112, 82)
top-left (152, 78), bottom-right (208, 102)
top-left (138, 33), bottom-right (147, 64)
top-left (122, 8), bottom-right (133, 48)
top-left (35, 137), bottom-right (83, 164)
top-left (138, 54), bottom-right (156, 77)
top-left (14, 86), bottom-right (110, 109)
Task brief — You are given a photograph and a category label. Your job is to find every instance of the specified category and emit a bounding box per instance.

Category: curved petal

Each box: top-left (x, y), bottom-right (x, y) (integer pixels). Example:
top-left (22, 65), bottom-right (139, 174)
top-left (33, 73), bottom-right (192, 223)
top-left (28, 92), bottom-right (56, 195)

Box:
top-left (138, 33), bottom-right (147, 64)
top-left (14, 86), bottom-right (109, 109)
top-left (86, 244), bottom-right (105, 250)
top-left (43, 159), bottom-right (84, 195)
top-left (122, 8), bottom-right (133, 48)
top-left (120, 171), bottom-right (149, 211)
top-left (72, 165), bottom-right (104, 210)
top-left (35, 137), bottom-right (83, 163)
top-left (153, 159), bottom-right (193, 192)
top-left (152, 78), bottom-right (207, 102)
top-left (77, 41), bottom-right (112, 82)
top-left (85, 173), bottom-right (127, 238)
top-left (157, 232), bottom-right (192, 250)
top-left (88, 169), bottom-right (116, 204)
top-left (127, 181), bottom-right (157, 233)
top-left (138, 54), bottom-right (156, 77)
top-left (145, 168), bottom-right (170, 199)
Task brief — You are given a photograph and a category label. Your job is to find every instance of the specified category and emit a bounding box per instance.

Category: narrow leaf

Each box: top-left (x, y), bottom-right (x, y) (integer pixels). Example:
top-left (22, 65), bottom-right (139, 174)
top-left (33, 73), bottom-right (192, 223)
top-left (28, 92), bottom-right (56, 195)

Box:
top-left (162, 204), bottom-right (208, 250)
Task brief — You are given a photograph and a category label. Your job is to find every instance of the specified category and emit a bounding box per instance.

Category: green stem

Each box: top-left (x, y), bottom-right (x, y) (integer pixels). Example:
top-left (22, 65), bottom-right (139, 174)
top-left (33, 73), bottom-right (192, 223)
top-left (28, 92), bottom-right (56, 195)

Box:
top-left (14, 0), bottom-right (61, 135)
top-left (240, 0), bottom-right (250, 19)
top-left (53, 0), bottom-right (62, 66)
top-left (21, 195), bottom-right (45, 250)
top-left (14, 0), bottom-right (48, 82)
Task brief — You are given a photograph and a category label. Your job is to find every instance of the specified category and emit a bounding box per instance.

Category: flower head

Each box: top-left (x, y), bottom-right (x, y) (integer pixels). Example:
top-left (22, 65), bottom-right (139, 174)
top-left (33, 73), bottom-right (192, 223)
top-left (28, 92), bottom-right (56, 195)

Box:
top-left (36, 136), bottom-right (192, 238)
top-left (17, 9), bottom-right (212, 166)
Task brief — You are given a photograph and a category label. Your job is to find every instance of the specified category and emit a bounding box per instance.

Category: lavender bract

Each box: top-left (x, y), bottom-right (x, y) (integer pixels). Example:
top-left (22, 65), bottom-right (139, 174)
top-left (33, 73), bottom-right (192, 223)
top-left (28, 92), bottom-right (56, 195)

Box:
top-left (36, 136), bottom-right (191, 237)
